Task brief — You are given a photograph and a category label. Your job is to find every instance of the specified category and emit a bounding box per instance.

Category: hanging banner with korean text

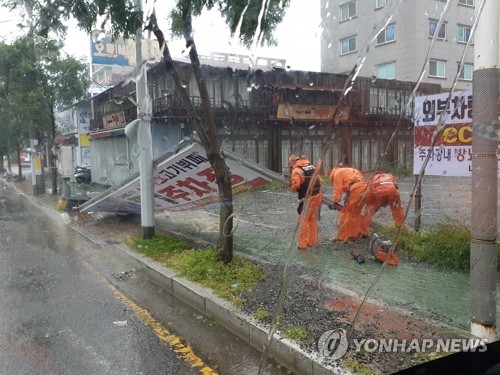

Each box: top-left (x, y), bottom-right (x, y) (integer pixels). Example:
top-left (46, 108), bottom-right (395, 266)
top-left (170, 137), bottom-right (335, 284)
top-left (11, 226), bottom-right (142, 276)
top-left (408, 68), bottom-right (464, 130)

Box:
top-left (413, 90), bottom-right (499, 176)
top-left (78, 136), bottom-right (286, 214)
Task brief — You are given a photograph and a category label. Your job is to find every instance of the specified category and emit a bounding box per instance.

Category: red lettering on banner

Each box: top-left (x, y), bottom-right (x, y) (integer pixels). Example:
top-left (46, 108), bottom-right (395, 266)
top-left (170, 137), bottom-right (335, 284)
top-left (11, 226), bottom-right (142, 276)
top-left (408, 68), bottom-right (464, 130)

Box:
top-left (177, 177), bottom-right (214, 197)
top-left (231, 174), bottom-right (245, 185)
top-left (415, 124), bottom-right (484, 147)
top-left (197, 168), bottom-right (216, 182)
top-left (157, 185), bottom-right (192, 201)
top-left (197, 168), bottom-right (246, 186)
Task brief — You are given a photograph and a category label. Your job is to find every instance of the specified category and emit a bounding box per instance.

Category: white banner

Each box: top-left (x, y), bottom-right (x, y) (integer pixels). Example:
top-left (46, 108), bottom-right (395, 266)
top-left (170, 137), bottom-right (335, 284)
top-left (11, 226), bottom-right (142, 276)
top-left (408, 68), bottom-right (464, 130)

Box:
top-left (414, 91), bottom-right (472, 127)
top-left (79, 137), bottom-right (286, 214)
top-left (413, 90), bottom-right (500, 176)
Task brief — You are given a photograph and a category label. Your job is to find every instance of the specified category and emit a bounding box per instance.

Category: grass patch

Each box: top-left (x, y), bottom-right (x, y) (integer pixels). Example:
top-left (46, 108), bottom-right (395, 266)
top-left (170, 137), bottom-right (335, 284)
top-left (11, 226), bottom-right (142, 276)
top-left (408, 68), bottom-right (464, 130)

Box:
top-left (126, 234), bottom-right (189, 262)
top-left (318, 174), bottom-right (331, 186)
top-left (253, 307), bottom-right (270, 321)
top-left (382, 166), bottom-right (413, 178)
top-left (379, 221), bottom-right (500, 272)
top-left (253, 180), bottom-right (288, 191)
top-left (127, 234), bottom-right (264, 304)
top-left (343, 357), bottom-right (375, 375)
top-left (282, 325), bottom-right (308, 341)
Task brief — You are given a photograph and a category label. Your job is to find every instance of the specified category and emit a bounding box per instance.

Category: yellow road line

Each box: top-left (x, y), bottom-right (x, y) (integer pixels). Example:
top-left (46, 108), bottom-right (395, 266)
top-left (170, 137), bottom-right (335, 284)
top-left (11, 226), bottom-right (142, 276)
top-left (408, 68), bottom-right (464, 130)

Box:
top-left (81, 260), bottom-right (218, 375)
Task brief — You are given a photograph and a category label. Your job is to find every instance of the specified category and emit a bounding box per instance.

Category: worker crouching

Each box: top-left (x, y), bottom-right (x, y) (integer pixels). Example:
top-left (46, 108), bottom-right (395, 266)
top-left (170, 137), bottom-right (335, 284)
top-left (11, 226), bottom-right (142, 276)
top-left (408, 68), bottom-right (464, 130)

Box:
top-left (289, 155), bottom-right (323, 250)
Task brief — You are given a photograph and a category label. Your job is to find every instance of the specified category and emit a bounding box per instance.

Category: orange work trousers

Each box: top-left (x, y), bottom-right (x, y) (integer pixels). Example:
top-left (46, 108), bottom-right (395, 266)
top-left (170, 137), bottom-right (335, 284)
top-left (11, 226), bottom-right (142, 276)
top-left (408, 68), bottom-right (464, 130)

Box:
top-left (297, 192), bottom-right (323, 249)
top-left (364, 184), bottom-right (405, 228)
top-left (337, 182), bottom-right (370, 241)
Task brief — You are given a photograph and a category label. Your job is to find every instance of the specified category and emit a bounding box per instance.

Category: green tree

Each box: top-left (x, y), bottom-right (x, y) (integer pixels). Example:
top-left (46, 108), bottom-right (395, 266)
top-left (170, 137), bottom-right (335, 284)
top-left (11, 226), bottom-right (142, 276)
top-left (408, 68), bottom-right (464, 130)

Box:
top-left (0, 38), bottom-right (46, 180)
top-left (4, 0), bottom-right (289, 262)
top-left (33, 37), bottom-right (89, 195)
top-left (0, 35), bottom-right (88, 190)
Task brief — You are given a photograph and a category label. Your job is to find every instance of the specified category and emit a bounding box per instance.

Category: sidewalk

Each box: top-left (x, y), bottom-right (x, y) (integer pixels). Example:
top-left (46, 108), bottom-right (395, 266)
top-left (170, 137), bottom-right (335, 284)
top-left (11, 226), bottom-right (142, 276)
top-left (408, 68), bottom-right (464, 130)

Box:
top-left (4, 176), bottom-right (478, 375)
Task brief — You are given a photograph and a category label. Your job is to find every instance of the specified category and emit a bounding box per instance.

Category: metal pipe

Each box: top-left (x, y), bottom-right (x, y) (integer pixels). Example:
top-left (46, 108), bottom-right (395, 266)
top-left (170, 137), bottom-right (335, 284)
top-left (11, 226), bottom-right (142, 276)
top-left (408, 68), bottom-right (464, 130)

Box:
top-left (413, 174), bottom-right (421, 232)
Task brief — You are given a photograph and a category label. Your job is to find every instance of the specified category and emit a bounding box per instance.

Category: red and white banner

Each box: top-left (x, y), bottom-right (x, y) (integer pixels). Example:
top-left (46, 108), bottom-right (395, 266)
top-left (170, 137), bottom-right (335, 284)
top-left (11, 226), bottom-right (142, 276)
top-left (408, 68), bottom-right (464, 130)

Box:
top-left (79, 138), bottom-right (286, 214)
top-left (413, 90), bottom-right (500, 176)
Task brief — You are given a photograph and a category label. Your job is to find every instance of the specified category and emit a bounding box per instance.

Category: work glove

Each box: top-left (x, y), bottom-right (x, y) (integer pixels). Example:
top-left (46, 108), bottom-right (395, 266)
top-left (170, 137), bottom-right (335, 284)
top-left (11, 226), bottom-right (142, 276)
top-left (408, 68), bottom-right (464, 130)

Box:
top-left (328, 202), bottom-right (343, 211)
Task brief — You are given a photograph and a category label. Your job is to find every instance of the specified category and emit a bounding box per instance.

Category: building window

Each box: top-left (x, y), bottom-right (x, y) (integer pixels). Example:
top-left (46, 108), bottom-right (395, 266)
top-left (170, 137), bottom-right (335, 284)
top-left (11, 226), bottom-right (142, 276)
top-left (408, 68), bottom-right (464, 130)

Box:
top-left (377, 62), bottom-right (396, 79)
top-left (429, 59), bottom-right (446, 78)
top-left (457, 25), bottom-right (472, 43)
top-left (340, 1), bottom-right (357, 21)
top-left (376, 25), bottom-right (395, 45)
top-left (340, 36), bottom-right (357, 55)
top-left (458, 0), bottom-right (474, 6)
top-left (429, 20), bottom-right (446, 39)
top-left (375, 0), bottom-right (386, 8)
top-left (458, 63), bottom-right (473, 80)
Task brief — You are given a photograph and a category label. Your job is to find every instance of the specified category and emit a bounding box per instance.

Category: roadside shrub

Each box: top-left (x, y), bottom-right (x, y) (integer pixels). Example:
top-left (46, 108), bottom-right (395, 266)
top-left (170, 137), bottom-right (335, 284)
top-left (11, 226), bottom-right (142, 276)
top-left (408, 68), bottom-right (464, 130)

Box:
top-left (126, 234), bottom-right (188, 261)
top-left (167, 249), bottom-right (263, 301)
top-left (253, 180), bottom-right (288, 191)
top-left (253, 307), bottom-right (270, 321)
top-left (383, 166), bottom-right (413, 178)
top-left (282, 325), bottom-right (308, 341)
top-left (127, 235), bottom-right (264, 304)
top-left (380, 221), bottom-right (500, 272)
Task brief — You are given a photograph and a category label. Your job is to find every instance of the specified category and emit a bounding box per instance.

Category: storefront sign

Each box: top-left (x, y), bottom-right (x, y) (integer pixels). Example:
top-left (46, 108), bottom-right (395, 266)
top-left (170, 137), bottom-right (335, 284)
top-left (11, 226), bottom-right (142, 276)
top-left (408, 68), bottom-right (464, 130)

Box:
top-left (103, 111), bottom-right (126, 129)
top-left (277, 103), bottom-right (350, 121)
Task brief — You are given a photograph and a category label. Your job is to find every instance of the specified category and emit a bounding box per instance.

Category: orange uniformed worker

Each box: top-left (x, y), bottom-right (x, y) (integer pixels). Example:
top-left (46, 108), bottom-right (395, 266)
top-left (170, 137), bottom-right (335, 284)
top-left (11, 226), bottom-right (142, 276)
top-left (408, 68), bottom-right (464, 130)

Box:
top-left (329, 166), bottom-right (370, 241)
top-left (289, 155), bottom-right (323, 250)
top-left (364, 171), bottom-right (405, 228)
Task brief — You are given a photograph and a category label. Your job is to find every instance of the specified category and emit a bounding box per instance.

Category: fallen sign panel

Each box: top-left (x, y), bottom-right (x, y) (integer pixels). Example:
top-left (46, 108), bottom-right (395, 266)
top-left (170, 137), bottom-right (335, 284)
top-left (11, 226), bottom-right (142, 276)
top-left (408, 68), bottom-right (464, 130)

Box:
top-left (78, 136), bottom-right (286, 214)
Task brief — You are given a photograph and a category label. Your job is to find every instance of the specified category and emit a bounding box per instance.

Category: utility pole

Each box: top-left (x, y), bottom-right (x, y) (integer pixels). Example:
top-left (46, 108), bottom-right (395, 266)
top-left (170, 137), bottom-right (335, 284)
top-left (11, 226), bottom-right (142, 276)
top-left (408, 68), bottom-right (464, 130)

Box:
top-left (125, 0), bottom-right (155, 239)
top-left (470, 0), bottom-right (499, 343)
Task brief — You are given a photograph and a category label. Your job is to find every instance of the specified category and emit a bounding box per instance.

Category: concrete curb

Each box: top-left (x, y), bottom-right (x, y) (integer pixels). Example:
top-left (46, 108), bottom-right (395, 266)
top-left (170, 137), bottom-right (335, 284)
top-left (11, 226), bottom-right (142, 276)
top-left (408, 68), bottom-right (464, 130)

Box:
top-left (4, 180), bottom-right (348, 375)
top-left (112, 243), bottom-right (346, 375)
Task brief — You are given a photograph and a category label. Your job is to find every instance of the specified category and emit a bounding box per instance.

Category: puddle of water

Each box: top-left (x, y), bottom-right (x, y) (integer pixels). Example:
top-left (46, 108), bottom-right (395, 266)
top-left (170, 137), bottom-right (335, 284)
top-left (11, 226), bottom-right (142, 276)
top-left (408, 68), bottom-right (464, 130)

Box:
top-left (229, 232), bottom-right (500, 338)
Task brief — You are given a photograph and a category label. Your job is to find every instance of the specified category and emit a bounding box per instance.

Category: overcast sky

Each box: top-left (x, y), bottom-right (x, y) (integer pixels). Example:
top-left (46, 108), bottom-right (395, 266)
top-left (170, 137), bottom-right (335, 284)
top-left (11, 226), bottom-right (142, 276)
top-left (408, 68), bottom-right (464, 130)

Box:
top-left (2, 1), bottom-right (322, 72)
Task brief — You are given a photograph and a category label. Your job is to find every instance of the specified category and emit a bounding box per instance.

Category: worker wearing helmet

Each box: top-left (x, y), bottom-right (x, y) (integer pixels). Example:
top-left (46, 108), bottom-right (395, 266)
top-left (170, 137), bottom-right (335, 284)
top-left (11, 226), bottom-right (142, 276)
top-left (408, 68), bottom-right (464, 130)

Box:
top-left (364, 171), bottom-right (405, 228)
top-left (289, 155), bottom-right (323, 250)
top-left (329, 166), bottom-right (370, 241)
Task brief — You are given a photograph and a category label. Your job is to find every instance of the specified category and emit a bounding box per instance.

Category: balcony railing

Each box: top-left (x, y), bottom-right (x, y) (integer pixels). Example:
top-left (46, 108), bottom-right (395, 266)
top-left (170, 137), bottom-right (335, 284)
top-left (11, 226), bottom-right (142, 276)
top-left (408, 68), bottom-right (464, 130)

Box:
top-left (152, 96), bottom-right (273, 118)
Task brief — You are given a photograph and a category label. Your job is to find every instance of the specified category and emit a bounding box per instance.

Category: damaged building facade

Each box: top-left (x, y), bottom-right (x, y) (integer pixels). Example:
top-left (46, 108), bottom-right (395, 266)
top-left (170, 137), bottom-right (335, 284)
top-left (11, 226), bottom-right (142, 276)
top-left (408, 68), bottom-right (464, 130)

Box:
top-left (89, 53), bottom-right (441, 186)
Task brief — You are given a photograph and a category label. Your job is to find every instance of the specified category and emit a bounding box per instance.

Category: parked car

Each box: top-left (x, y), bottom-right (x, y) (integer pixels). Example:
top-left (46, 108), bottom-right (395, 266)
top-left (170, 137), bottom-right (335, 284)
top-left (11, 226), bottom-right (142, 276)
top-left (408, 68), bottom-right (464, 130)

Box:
top-left (74, 165), bottom-right (91, 184)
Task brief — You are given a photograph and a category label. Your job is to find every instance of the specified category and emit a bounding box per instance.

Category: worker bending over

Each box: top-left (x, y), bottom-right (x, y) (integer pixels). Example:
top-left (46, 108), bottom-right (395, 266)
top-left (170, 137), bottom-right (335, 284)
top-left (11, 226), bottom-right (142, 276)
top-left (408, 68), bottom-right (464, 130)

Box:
top-left (329, 166), bottom-right (370, 242)
top-left (364, 171), bottom-right (405, 228)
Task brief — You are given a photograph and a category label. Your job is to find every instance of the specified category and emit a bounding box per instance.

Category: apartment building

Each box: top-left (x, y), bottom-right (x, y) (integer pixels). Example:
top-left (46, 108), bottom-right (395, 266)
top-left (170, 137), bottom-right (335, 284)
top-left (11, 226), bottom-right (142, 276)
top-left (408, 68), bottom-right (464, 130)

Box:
top-left (321, 0), bottom-right (476, 90)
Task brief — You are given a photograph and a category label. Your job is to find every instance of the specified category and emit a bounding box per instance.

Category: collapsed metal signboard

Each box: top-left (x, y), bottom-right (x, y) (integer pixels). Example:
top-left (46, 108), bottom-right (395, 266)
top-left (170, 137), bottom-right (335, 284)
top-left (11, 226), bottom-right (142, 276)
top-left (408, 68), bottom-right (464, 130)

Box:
top-left (413, 90), bottom-right (500, 176)
top-left (78, 136), bottom-right (286, 214)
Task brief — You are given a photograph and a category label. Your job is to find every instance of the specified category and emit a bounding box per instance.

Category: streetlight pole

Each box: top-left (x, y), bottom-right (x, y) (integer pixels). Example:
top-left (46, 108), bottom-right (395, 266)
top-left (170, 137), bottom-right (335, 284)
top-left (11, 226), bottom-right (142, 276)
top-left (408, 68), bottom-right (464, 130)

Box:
top-left (126, 0), bottom-right (155, 239)
top-left (470, 0), bottom-right (499, 343)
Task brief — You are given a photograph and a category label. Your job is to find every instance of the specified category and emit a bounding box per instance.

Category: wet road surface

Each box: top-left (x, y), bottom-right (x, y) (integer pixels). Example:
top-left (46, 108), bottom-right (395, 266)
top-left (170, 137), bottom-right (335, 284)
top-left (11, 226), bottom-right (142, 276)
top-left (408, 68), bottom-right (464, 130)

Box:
top-left (0, 184), bottom-right (291, 375)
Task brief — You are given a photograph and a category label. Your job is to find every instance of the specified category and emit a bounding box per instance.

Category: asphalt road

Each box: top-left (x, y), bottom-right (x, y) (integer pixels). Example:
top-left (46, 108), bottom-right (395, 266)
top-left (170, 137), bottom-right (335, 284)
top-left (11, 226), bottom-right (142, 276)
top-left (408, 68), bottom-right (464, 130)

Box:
top-left (0, 188), bottom-right (201, 374)
top-left (0, 184), bottom-right (292, 375)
